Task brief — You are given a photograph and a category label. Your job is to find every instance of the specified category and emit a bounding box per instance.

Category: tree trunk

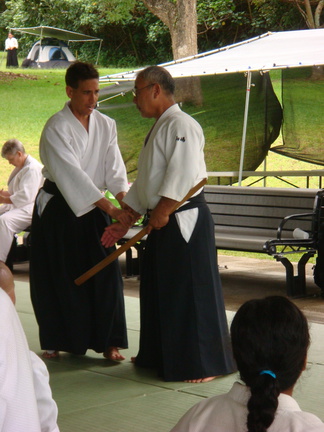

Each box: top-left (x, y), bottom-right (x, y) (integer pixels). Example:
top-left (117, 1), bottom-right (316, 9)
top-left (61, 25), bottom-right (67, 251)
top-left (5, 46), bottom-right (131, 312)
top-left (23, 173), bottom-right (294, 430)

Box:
top-left (142, 0), bottom-right (202, 105)
top-left (304, 0), bottom-right (316, 27)
top-left (142, 0), bottom-right (197, 59)
top-left (315, 0), bottom-right (324, 27)
top-left (289, 0), bottom-right (324, 79)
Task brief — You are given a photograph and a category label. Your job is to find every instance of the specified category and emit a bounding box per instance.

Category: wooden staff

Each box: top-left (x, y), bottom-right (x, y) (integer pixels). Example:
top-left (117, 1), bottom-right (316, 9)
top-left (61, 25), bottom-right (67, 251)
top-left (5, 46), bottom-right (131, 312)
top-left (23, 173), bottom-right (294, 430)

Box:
top-left (74, 178), bottom-right (207, 286)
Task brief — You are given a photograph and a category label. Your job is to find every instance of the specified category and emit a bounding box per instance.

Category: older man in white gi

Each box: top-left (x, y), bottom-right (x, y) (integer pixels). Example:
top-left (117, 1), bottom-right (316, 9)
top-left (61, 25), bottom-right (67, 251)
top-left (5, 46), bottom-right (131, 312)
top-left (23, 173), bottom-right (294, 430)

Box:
top-left (102, 66), bottom-right (235, 382)
top-left (30, 61), bottom-right (133, 361)
top-left (0, 139), bottom-right (43, 265)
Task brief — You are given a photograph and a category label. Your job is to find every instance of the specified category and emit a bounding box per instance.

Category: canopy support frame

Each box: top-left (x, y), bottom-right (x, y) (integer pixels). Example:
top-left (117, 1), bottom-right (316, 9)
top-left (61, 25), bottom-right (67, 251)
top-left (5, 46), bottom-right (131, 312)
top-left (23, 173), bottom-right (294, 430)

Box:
top-left (238, 71), bottom-right (252, 186)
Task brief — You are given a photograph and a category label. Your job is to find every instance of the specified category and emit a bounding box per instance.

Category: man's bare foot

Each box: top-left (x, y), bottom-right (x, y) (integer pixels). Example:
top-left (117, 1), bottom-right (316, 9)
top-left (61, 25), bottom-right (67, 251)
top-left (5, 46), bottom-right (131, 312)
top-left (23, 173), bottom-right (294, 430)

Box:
top-left (184, 376), bottom-right (219, 383)
top-left (103, 347), bottom-right (125, 361)
top-left (130, 356), bottom-right (136, 363)
top-left (42, 351), bottom-right (59, 359)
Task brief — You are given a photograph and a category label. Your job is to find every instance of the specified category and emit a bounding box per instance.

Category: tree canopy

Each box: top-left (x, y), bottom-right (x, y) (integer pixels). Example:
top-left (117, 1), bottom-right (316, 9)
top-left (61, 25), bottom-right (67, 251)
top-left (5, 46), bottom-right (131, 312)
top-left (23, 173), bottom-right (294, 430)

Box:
top-left (1, 0), bottom-right (313, 67)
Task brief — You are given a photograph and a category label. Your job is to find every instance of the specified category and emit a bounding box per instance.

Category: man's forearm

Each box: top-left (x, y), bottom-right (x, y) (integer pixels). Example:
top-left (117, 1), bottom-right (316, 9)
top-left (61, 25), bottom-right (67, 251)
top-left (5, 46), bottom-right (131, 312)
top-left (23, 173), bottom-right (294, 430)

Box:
top-left (115, 191), bottom-right (127, 207)
top-left (0, 193), bottom-right (12, 204)
top-left (155, 196), bottom-right (179, 216)
top-left (147, 196), bottom-right (179, 232)
top-left (95, 196), bottom-right (136, 227)
top-left (95, 196), bottom-right (118, 218)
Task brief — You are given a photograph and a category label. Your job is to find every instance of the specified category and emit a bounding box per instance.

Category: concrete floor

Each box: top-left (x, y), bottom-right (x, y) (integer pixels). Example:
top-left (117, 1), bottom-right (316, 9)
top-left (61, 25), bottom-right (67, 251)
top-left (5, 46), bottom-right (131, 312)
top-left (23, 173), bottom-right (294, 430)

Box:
top-left (12, 252), bottom-right (324, 431)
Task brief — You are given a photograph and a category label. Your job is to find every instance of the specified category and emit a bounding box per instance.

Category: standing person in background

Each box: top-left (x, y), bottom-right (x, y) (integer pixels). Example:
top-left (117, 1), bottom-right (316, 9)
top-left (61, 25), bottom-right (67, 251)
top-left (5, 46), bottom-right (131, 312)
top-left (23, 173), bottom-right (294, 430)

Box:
top-left (30, 61), bottom-right (133, 361)
top-left (171, 296), bottom-right (324, 432)
top-left (0, 139), bottom-right (43, 267)
top-left (102, 65), bottom-right (235, 382)
top-left (5, 32), bottom-right (19, 68)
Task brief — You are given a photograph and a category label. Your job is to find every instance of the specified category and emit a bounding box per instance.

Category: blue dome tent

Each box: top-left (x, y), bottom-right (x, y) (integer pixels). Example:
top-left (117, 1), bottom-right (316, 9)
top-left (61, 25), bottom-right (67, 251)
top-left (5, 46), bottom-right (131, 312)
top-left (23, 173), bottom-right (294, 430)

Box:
top-left (11, 26), bottom-right (102, 69)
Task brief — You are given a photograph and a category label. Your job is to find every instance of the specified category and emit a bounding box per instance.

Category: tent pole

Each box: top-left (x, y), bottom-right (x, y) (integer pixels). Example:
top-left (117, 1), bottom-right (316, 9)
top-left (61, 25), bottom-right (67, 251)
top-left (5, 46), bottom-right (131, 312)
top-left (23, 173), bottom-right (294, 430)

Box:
top-left (95, 40), bottom-right (102, 65)
top-left (238, 71), bottom-right (252, 186)
top-left (263, 156), bottom-right (267, 187)
top-left (37, 27), bottom-right (44, 68)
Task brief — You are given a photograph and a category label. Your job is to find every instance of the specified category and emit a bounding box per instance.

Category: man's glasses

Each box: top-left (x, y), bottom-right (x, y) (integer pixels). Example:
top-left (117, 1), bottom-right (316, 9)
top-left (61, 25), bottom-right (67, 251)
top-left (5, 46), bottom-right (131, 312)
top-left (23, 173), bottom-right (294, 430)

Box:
top-left (132, 83), bottom-right (156, 97)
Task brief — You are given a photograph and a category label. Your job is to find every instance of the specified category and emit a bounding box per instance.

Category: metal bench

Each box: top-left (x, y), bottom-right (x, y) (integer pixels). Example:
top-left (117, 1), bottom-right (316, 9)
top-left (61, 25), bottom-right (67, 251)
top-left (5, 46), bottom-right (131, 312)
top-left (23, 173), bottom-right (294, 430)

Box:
top-left (204, 185), bottom-right (324, 297)
top-left (264, 189), bottom-right (324, 297)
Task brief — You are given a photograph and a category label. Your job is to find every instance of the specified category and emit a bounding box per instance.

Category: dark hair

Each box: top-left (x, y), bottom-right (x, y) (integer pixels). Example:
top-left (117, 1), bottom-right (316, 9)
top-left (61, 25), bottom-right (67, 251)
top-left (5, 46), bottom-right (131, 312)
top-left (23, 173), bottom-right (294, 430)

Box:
top-left (65, 61), bottom-right (99, 89)
top-left (230, 296), bottom-right (310, 432)
top-left (2, 139), bottom-right (25, 157)
top-left (136, 66), bottom-right (175, 95)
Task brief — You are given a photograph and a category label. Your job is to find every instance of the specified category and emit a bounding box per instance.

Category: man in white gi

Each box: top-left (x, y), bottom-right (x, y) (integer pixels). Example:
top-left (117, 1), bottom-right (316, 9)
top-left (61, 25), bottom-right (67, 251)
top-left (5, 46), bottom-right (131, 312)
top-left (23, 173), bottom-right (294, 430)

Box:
top-left (30, 61), bottom-right (133, 361)
top-left (0, 266), bottom-right (60, 432)
top-left (102, 66), bottom-right (235, 382)
top-left (0, 139), bottom-right (43, 266)
top-left (5, 32), bottom-right (19, 68)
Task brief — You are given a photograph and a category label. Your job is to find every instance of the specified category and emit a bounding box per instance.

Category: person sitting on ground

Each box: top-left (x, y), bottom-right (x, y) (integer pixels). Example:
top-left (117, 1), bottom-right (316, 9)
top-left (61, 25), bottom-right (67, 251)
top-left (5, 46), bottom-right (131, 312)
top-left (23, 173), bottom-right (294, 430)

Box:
top-left (0, 139), bottom-right (43, 266)
top-left (0, 264), bottom-right (59, 432)
top-left (171, 296), bottom-right (324, 432)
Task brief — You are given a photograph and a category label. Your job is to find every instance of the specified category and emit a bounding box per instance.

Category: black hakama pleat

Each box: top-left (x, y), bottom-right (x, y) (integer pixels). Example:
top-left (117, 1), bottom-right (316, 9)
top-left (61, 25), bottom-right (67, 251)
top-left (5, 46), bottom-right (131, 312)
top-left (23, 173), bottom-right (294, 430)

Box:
top-left (30, 186), bottom-right (128, 354)
top-left (135, 201), bottom-right (236, 381)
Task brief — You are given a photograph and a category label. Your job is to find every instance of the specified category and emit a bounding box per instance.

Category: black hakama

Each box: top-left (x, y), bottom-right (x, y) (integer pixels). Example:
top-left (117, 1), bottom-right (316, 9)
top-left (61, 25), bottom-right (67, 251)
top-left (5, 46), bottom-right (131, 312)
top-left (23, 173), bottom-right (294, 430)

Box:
top-left (30, 181), bottom-right (128, 354)
top-left (6, 49), bottom-right (18, 68)
top-left (134, 193), bottom-right (236, 381)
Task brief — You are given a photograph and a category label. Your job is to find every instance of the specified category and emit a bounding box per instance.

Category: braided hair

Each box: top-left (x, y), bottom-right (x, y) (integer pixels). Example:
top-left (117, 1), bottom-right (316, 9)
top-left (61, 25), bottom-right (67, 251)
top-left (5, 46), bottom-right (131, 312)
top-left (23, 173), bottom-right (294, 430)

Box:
top-left (230, 296), bottom-right (310, 432)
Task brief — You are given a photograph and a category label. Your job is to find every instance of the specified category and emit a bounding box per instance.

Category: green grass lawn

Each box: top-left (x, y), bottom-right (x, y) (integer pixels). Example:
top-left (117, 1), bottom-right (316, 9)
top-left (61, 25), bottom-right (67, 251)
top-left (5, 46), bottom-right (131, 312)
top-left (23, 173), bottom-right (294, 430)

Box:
top-left (0, 65), bottom-right (128, 185)
top-left (0, 63), bottom-right (322, 190)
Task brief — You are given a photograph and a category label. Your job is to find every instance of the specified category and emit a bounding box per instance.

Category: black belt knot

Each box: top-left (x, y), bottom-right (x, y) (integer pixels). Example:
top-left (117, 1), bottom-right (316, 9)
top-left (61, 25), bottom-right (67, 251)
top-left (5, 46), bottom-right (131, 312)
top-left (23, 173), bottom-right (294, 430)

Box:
top-left (142, 209), bottom-right (152, 226)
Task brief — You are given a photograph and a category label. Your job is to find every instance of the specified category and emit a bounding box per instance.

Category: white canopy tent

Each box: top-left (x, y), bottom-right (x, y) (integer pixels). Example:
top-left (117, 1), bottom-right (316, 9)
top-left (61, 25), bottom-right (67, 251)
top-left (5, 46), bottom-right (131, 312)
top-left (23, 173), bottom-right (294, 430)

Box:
top-left (100, 29), bottom-right (324, 184)
top-left (12, 26), bottom-right (103, 65)
top-left (101, 29), bottom-right (324, 80)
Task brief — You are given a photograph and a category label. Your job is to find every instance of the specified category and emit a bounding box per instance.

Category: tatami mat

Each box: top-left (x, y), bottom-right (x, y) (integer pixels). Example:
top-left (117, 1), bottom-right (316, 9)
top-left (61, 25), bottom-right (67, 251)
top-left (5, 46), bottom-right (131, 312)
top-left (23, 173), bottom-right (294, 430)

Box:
top-left (14, 275), bottom-right (324, 431)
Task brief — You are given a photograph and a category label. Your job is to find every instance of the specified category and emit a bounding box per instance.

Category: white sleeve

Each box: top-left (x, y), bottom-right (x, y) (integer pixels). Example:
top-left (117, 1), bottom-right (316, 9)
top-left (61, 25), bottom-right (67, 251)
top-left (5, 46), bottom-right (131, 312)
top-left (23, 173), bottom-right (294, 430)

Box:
top-left (30, 351), bottom-right (60, 432)
top-left (40, 122), bottom-right (103, 216)
top-left (123, 179), bottom-right (146, 215)
top-left (10, 165), bottom-right (43, 209)
top-left (0, 289), bottom-right (41, 432)
top-left (158, 117), bottom-right (206, 202)
top-left (103, 120), bottom-right (129, 197)
top-left (0, 398), bottom-right (7, 430)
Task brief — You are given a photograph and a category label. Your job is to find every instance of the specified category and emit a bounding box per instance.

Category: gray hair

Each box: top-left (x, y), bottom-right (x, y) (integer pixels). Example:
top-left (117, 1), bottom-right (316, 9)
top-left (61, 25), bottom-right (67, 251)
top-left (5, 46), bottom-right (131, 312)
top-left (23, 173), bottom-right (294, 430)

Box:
top-left (2, 139), bottom-right (25, 158)
top-left (136, 66), bottom-right (175, 95)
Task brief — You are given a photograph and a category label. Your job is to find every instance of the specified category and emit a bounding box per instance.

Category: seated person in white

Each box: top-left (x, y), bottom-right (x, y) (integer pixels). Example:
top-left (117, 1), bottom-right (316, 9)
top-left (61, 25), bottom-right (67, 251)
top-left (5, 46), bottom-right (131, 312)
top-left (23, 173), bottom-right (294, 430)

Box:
top-left (171, 296), bottom-right (324, 432)
top-left (0, 139), bottom-right (43, 263)
top-left (0, 262), bottom-right (60, 432)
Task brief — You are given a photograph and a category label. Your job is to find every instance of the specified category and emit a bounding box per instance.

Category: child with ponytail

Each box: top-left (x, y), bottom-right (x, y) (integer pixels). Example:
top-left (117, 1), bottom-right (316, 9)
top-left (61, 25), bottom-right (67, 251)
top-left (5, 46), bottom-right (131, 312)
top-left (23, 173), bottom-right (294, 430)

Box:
top-left (171, 296), bottom-right (324, 432)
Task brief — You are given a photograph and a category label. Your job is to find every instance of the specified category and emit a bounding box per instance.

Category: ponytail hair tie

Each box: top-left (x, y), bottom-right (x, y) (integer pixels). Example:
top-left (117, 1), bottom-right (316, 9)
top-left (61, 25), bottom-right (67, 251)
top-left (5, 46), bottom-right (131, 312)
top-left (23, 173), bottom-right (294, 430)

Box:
top-left (260, 370), bottom-right (276, 379)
